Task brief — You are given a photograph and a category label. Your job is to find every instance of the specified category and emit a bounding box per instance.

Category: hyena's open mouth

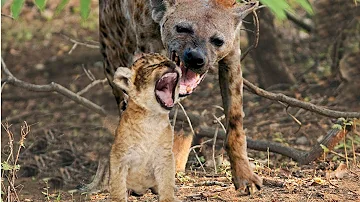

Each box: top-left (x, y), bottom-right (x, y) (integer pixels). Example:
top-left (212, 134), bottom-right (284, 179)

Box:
top-left (155, 71), bottom-right (179, 110)
top-left (170, 51), bottom-right (206, 97)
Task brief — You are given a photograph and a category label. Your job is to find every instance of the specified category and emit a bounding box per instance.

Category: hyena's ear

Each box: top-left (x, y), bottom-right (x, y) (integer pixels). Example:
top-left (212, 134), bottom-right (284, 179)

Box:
top-left (150, 0), bottom-right (175, 23)
top-left (113, 67), bottom-right (133, 93)
top-left (233, 1), bottom-right (259, 27)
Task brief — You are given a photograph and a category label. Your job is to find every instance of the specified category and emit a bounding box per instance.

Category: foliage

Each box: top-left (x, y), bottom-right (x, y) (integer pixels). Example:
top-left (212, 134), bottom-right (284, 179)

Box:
top-left (4, 0), bottom-right (91, 19)
top-left (259, 0), bottom-right (313, 20)
top-left (5, 0), bottom-right (312, 20)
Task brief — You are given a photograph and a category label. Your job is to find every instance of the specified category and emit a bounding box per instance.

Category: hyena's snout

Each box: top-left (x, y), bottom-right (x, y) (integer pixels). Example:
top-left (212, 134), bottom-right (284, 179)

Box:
top-left (183, 48), bottom-right (206, 73)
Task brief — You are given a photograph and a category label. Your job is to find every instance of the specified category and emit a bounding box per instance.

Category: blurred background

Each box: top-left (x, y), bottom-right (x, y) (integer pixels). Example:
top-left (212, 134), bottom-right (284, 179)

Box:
top-left (1, 0), bottom-right (359, 201)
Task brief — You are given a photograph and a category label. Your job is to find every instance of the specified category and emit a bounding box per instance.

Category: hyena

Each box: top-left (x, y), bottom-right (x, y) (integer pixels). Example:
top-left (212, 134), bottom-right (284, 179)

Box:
top-left (94, 0), bottom-right (262, 194)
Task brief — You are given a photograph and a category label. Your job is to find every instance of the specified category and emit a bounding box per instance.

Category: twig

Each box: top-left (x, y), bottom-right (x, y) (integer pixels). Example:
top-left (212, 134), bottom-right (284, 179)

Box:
top-left (241, 9), bottom-right (260, 61)
top-left (278, 101), bottom-right (302, 134)
top-left (191, 148), bottom-right (206, 173)
top-left (189, 139), bottom-right (213, 150)
top-left (177, 102), bottom-right (195, 135)
top-left (212, 114), bottom-right (227, 134)
top-left (212, 126), bottom-right (219, 174)
top-left (1, 13), bottom-right (14, 20)
top-left (285, 11), bottom-right (313, 33)
top-left (1, 57), bottom-right (107, 116)
top-left (243, 78), bottom-right (360, 118)
top-left (82, 65), bottom-right (96, 81)
top-left (77, 78), bottom-right (107, 96)
top-left (58, 33), bottom-right (99, 53)
top-left (344, 133), bottom-right (349, 167)
top-left (194, 181), bottom-right (227, 187)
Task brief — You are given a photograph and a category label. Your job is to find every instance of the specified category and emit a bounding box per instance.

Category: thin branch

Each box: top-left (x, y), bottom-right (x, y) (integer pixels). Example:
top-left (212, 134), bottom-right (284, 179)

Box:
top-left (1, 13), bottom-right (14, 20)
top-left (241, 9), bottom-right (260, 61)
top-left (191, 148), bottom-right (206, 173)
top-left (189, 139), bottom-right (214, 150)
top-left (58, 33), bottom-right (99, 55)
top-left (212, 126), bottom-right (219, 174)
top-left (77, 78), bottom-right (107, 96)
top-left (82, 65), bottom-right (96, 81)
top-left (212, 114), bottom-right (227, 134)
top-left (1, 57), bottom-right (107, 116)
top-left (285, 11), bottom-right (313, 33)
top-left (243, 78), bottom-right (360, 118)
top-left (177, 102), bottom-right (195, 135)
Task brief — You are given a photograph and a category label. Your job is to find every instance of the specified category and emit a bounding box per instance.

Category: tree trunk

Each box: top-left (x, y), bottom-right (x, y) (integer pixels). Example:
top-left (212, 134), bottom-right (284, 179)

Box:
top-left (243, 8), bottom-right (296, 88)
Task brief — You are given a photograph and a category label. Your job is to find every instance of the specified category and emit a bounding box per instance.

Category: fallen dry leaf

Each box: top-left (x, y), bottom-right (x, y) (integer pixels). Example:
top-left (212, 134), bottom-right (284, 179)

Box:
top-left (326, 162), bottom-right (348, 179)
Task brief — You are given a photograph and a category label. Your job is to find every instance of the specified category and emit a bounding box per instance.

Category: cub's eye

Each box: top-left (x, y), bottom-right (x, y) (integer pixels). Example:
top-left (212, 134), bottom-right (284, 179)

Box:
top-left (175, 25), bottom-right (194, 34)
top-left (210, 37), bottom-right (224, 47)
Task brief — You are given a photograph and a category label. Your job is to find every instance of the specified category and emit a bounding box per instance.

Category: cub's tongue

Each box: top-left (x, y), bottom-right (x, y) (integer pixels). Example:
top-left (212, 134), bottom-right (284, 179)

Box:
top-left (155, 72), bottom-right (178, 108)
top-left (179, 66), bottom-right (200, 95)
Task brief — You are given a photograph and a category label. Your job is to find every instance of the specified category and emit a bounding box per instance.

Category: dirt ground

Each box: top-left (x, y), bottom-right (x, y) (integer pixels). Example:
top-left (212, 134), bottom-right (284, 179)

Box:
top-left (1, 2), bottom-right (360, 202)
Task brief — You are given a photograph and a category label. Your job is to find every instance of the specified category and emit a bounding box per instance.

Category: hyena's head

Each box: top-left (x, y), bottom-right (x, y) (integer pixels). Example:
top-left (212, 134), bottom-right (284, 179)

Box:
top-left (114, 53), bottom-right (181, 113)
top-left (151, 0), bottom-right (258, 96)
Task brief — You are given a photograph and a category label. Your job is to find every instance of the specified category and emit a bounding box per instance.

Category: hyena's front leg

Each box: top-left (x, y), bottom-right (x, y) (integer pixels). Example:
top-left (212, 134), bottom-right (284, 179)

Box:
top-left (154, 152), bottom-right (178, 202)
top-left (218, 43), bottom-right (262, 194)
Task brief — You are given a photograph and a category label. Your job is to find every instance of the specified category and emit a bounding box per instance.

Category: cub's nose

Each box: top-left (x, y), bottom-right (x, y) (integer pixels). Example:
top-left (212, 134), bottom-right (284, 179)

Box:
top-left (183, 48), bottom-right (206, 70)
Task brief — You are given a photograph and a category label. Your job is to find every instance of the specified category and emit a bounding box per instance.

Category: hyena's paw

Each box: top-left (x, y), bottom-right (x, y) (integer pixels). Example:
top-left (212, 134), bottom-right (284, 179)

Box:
top-left (232, 162), bottom-right (262, 195)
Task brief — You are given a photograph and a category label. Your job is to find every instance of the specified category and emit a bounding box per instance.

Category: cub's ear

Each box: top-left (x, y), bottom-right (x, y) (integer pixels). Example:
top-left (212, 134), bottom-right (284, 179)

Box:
top-left (113, 67), bottom-right (133, 93)
top-left (233, 1), bottom-right (259, 28)
top-left (150, 0), bottom-right (175, 23)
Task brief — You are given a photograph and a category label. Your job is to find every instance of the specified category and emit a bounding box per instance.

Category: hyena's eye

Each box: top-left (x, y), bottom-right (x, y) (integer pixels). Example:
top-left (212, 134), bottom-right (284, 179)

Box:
top-left (175, 25), bottom-right (194, 34)
top-left (210, 37), bottom-right (224, 47)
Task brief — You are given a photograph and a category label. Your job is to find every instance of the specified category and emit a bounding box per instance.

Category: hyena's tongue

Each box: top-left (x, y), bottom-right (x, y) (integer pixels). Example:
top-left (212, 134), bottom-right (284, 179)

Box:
top-left (155, 72), bottom-right (178, 108)
top-left (179, 67), bottom-right (201, 95)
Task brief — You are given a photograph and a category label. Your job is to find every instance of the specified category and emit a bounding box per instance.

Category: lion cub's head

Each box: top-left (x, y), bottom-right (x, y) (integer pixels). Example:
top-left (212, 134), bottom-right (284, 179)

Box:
top-left (114, 53), bottom-right (181, 113)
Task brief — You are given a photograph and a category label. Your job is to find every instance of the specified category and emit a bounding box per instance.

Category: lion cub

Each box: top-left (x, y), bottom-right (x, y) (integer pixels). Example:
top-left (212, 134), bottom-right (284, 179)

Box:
top-left (110, 53), bottom-right (181, 202)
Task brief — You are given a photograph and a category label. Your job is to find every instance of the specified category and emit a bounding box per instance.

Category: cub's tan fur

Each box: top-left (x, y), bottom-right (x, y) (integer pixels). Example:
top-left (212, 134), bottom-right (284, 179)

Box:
top-left (110, 53), bottom-right (180, 202)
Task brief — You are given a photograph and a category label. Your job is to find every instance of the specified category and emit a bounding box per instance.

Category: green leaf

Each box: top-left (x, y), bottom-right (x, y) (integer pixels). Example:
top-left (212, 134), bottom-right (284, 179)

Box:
top-left (260, 0), bottom-right (290, 19)
top-left (34, 0), bottom-right (46, 11)
top-left (80, 0), bottom-right (91, 20)
top-left (332, 124), bottom-right (343, 130)
top-left (10, 0), bottom-right (25, 19)
top-left (320, 144), bottom-right (330, 153)
top-left (294, 0), bottom-right (313, 15)
top-left (1, 162), bottom-right (12, 170)
top-left (55, 0), bottom-right (69, 15)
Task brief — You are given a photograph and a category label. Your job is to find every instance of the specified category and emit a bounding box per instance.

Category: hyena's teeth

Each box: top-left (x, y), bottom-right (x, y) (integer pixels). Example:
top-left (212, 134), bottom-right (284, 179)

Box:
top-left (186, 86), bottom-right (192, 92)
top-left (196, 74), bottom-right (200, 80)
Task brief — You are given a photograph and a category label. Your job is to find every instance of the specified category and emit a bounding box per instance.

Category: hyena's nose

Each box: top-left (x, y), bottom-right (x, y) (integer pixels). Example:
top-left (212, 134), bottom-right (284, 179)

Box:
top-left (183, 48), bottom-right (206, 70)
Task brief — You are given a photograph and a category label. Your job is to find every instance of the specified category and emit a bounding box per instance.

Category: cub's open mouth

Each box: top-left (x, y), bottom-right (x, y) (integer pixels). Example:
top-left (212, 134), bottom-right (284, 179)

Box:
top-left (170, 51), bottom-right (206, 97)
top-left (155, 71), bottom-right (179, 110)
